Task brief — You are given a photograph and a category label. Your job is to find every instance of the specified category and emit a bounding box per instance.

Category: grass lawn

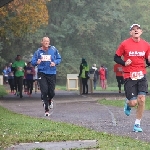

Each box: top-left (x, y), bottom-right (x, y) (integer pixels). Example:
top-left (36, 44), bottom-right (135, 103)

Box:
top-left (0, 85), bottom-right (8, 97)
top-left (98, 97), bottom-right (150, 110)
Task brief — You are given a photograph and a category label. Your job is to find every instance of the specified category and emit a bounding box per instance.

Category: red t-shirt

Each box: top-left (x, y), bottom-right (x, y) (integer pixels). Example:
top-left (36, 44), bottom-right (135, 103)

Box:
top-left (114, 64), bottom-right (123, 76)
top-left (115, 37), bottom-right (150, 79)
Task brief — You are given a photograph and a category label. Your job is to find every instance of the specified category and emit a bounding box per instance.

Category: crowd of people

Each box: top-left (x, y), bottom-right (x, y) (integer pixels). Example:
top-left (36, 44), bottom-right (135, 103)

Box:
top-left (2, 37), bottom-right (61, 117)
top-left (2, 55), bottom-right (40, 98)
top-left (79, 59), bottom-right (108, 94)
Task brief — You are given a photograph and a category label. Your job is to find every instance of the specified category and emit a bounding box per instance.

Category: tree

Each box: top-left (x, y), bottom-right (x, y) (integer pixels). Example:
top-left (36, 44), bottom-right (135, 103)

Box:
top-left (0, 0), bottom-right (50, 37)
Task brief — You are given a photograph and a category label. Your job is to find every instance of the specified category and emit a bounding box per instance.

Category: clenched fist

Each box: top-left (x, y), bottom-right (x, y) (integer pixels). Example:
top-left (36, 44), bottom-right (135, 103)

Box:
top-left (125, 59), bottom-right (132, 66)
top-left (37, 59), bottom-right (42, 65)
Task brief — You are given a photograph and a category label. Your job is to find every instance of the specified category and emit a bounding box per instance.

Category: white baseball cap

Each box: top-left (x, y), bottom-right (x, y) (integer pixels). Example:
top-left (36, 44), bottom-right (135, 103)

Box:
top-left (130, 24), bottom-right (141, 31)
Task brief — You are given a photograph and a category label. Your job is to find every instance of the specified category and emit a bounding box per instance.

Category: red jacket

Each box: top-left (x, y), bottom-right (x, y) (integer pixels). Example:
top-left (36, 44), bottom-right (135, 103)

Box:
top-left (99, 67), bottom-right (106, 80)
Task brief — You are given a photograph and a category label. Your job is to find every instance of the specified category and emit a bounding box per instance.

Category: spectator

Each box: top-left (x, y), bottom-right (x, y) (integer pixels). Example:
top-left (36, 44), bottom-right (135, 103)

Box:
top-left (79, 58), bottom-right (90, 94)
top-left (98, 65), bottom-right (106, 90)
top-left (104, 66), bottom-right (108, 89)
top-left (90, 64), bottom-right (99, 90)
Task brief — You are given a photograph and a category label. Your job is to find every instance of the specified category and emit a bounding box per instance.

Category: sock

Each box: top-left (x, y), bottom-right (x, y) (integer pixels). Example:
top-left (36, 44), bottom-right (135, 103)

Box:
top-left (125, 98), bottom-right (129, 104)
top-left (135, 119), bottom-right (141, 125)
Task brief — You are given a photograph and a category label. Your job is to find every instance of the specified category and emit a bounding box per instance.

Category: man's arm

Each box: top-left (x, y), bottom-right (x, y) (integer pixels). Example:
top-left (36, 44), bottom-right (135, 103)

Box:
top-left (146, 59), bottom-right (150, 66)
top-left (31, 50), bottom-right (39, 66)
top-left (52, 46), bottom-right (61, 65)
top-left (114, 54), bottom-right (125, 66)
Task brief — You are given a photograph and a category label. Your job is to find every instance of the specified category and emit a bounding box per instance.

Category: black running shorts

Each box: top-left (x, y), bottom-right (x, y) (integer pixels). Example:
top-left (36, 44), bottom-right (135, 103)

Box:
top-left (124, 75), bottom-right (148, 100)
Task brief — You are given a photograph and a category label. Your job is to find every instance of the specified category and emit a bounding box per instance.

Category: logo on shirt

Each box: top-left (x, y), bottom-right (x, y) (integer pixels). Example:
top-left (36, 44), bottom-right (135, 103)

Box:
top-left (129, 51), bottom-right (145, 56)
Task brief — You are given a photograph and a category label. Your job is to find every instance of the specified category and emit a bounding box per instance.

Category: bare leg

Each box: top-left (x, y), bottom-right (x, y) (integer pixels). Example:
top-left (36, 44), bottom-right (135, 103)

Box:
top-left (136, 95), bottom-right (145, 119)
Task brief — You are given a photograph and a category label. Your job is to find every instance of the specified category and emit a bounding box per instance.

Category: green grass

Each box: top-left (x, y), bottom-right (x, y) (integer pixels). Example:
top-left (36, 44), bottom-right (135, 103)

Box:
top-left (0, 106), bottom-right (150, 150)
top-left (0, 85), bottom-right (8, 97)
top-left (98, 97), bottom-right (150, 110)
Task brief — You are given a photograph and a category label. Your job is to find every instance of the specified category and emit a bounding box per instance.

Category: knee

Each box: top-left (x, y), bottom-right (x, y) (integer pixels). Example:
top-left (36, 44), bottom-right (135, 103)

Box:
top-left (138, 95), bottom-right (145, 105)
top-left (129, 100), bottom-right (137, 107)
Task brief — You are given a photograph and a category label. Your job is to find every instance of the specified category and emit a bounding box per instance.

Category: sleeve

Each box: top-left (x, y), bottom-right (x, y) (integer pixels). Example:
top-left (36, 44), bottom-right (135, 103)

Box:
top-left (114, 54), bottom-right (125, 66)
top-left (31, 50), bottom-right (39, 66)
top-left (145, 43), bottom-right (150, 59)
top-left (52, 46), bottom-right (61, 65)
top-left (115, 42), bottom-right (125, 57)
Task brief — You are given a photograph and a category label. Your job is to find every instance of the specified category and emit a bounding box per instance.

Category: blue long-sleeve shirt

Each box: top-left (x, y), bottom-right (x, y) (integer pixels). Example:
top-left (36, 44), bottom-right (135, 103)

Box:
top-left (31, 46), bottom-right (61, 75)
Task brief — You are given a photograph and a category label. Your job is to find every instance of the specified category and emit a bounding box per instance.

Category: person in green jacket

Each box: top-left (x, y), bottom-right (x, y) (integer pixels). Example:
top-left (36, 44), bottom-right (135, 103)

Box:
top-left (12, 55), bottom-right (26, 98)
top-left (79, 58), bottom-right (90, 94)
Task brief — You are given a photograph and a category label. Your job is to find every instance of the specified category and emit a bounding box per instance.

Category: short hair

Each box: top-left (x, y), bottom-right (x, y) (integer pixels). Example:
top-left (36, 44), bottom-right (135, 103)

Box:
top-left (93, 64), bottom-right (96, 67)
top-left (41, 37), bottom-right (50, 42)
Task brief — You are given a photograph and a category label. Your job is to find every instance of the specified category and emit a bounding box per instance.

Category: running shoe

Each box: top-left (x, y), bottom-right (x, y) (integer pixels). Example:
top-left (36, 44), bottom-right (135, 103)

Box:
top-left (49, 99), bottom-right (53, 109)
top-left (44, 111), bottom-right (50, 116)
top-left (124, 99), bottom-right (131, 116)
top-left (133, 124), bottom-right (143, 132)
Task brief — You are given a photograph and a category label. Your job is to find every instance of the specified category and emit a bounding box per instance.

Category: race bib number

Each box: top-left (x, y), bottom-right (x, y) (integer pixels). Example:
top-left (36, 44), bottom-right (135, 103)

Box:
top-left (118, 67), bottom-right (122, 72)
top-left (18, 67), bottom-right (23, 71)
top-left (130, 71), bottom-right (144, 80)
top-left (26, 70), bottom-right (31, 74)
top-left (41, 55), bottom-right (51, 61)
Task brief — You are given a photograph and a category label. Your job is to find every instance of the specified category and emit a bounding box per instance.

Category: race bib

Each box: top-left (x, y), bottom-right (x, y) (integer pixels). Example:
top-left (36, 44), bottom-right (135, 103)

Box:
top-left (18, 67), bottom-right (23, 71)
top-left (118, 67), bottom-right (122, 72)
top-left (41, 55), bottom-right (51, 61)
top-left (26, 70), bottom-right (31, 74)
top-left (130, 71), bottom-right (144, 80)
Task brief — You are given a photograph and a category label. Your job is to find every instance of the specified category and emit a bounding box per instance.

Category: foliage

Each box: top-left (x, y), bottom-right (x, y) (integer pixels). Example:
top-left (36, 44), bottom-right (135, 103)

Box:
top-left (0, 0), bottom-right (49, 37)
top-left (1, 0), bottom-right (150, 85)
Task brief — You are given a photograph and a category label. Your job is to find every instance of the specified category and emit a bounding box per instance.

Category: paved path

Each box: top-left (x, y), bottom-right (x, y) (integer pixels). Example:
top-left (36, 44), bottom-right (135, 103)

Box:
top-left (0, 90), bottom-right (150, 149)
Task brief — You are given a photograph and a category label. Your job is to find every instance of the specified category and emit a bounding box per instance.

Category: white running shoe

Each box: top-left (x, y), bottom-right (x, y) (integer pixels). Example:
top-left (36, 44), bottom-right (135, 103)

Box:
top-left (44, 112), bottom-right (50, 116)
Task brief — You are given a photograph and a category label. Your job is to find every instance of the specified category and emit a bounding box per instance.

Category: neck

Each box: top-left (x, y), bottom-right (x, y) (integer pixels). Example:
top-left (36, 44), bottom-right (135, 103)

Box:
top-left (41, 46), bottom-right (48, 50)
top-left (132, 37), bottom-right (140, 42)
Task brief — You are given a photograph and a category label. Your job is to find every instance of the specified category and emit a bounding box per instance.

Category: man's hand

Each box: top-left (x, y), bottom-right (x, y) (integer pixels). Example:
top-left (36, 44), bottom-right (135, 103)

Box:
top-left (50, 62), bottom-right (56, 66)
top-left (37, 59), bottom-right (42, 65)
top-left (148, 54), bottom-right (150, 62)
top-left (125, 59), bottom-right (132, 66)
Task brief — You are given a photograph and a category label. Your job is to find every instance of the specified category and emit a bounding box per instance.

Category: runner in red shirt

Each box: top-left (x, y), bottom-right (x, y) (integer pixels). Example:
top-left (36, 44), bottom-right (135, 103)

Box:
top-left (114, 24), bottom-right (150, 132)
top-left (114, 63), bottom-right (124, 93)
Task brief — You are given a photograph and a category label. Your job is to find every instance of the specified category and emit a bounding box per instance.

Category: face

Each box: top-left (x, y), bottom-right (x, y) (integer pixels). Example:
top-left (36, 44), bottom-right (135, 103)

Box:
top-left (28, 62), bottom-right (31, 67)
top-left (41, 37), bottom-right (50, 48)
top-left (130, 26), bottom-right (142, 38)
top-left (17, 55), bottom-right (21, 61)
